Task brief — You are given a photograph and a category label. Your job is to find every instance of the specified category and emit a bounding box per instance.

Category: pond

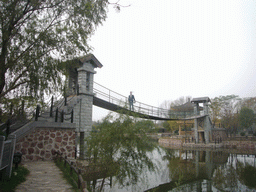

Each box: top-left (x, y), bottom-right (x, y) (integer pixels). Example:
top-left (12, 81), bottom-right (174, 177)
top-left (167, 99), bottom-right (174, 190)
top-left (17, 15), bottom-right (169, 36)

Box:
top-left (86, 143), bottom-right (256, 192)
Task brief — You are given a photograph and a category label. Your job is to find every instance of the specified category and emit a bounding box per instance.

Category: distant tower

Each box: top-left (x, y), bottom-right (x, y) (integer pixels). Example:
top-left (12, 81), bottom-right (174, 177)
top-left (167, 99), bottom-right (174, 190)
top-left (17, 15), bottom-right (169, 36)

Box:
top-left (66, 54), bottom-right (102, 159)
top-left (191, 97), bottom-right (211, 144)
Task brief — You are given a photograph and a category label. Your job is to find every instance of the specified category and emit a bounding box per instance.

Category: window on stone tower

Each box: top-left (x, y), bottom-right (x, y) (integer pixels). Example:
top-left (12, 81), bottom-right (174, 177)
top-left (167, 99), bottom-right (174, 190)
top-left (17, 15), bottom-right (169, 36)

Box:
top-left (86, 72), bottom-right (90, 91)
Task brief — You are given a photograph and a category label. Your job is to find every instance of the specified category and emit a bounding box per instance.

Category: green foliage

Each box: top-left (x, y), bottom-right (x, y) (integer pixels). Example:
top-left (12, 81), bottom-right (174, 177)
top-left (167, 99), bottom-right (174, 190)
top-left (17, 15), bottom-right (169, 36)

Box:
top-left (0, 0), bottom-right (111, 102)
top-left (162, 121), bottom-right (171, 131)
top-left (237, 162), bottom-right (256, 189)
top-left (209, 96), bottom-right (222, 125)
top-left (134, 119), bottom-right (155, 133)
top-left (213, 164), bottom-right (239, 191)
top-left (210, 95), bottom-right (241, 135)
top-left (86, 112), bottom-right (157, 187)
top-left (239, 107), bottom-right (254, 130)
top-left (0, 95), bottom-right (48, 123)
top-left (240, 132), bottom-right (245, 136)
top-left (241, 97), bottom-right (256, 112)
top-left (54, 158), bottom-right (80, 192)
top-left (0, 166), bottom-right (30, 192)
top-left (0, 130), bottom-right (4, 136)
top-left (213, 159), bottom-right (256, 191)
top-left (162, 121), bottom-right (179, 133)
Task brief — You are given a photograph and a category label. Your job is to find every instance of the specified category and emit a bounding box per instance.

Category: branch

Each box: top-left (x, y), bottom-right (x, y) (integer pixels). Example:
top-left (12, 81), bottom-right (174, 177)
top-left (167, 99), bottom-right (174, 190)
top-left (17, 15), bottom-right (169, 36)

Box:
top-left (6, 14), bottom-right (62, 69)
top-left (108, 0), bottom-right (131, 8)
top-left (8, 68), bottom-right (29, 89)
top-left (0, 79), bottom-right (30, 99)
top-left (3, 45), bottom-right (56, 99)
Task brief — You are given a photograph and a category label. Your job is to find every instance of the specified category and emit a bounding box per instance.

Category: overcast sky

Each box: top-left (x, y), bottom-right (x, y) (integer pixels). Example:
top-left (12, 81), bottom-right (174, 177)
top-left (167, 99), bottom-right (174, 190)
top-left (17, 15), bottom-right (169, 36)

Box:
top-left (90, 0), bottom-right (256, 121)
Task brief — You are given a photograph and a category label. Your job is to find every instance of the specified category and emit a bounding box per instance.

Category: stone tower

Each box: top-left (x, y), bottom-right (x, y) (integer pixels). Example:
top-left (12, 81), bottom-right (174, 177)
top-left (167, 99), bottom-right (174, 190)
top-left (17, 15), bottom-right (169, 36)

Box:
top-left (191, 97), bottom-right (211, 144)
top-left (66, 54), bottom-right (102, 158)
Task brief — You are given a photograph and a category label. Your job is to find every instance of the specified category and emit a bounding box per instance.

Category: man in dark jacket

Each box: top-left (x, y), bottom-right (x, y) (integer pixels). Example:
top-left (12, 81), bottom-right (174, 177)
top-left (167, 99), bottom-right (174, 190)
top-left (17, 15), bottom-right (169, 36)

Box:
top-left (128, 91), bottom-right (136, 111)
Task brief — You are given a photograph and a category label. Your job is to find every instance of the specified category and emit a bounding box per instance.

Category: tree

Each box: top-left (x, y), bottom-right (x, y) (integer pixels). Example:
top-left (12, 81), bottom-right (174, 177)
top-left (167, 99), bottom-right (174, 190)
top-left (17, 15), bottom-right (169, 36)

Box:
top-left (169, 96), bottom-right (193, 119)
top-left (219, 95), bottom-right (241, 136)
top-left (170, 96), bottom-right (192, 108)
top-left (86, 112), bottom-right (156, 189)
top-left (134, 119), bottom-right (155, 133)
top-left (0, 0), bottom-right (122, 101)
top-left (209, 95), bottom-right (241, 136)
top-left (162, 120), bottom-right (179, 133)
top-left (239, 107), bottom-right (254, 131)
top-left (209, 97), bottom-right (222, 126)
top-left (241, 97), bottom-right (256, 112)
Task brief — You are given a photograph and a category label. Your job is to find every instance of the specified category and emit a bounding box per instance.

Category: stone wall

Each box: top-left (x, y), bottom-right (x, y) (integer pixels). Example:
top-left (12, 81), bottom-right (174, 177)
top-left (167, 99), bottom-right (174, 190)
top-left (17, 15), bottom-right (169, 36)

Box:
top-left (158, 136), bottom-right (256, 150)
top-left (212, 129), bottom-right (227, 141)
top-left (158, 137), bottom-right (183, 147)
top-left (223, 140), bottom-right (256, 150)
top-left (73, 95), bottom-right (93, 133)
top-left (15, 127), bottom-right (76, 161)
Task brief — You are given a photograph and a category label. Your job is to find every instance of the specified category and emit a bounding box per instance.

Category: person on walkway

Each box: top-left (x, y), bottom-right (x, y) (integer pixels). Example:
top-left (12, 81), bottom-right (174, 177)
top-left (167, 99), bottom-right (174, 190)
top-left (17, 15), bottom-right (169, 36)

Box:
top-left (128, 91), bottom-right (136, 111)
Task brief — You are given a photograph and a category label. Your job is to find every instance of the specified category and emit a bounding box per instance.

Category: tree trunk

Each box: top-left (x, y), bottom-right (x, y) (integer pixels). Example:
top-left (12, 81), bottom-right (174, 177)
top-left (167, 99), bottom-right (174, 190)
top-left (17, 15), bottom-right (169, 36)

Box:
top-left (0, 59), bottom-right (6, 96)
top-left (0, 36), bottom-right (8, 97)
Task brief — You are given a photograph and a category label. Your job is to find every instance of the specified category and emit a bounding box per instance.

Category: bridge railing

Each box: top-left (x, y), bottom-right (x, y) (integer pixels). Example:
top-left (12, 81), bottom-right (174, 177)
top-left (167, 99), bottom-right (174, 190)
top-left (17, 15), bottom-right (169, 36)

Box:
top-left (93, 82), bottom-right (127, 107)
top-left (93, 82), bottom-right (195, 119)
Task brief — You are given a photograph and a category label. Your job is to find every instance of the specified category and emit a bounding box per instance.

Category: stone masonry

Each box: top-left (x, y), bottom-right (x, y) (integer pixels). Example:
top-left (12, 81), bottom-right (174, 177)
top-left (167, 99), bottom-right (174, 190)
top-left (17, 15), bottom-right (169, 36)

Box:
top-left (223, 140), bottom-right (256, 150)
top-left (67, 55), bottom-right (102, 135)
top-left (15, 127), bottom-right (76, 161)
top-left (73, 94), bottom-right (93, 134)
top-left (75, 61), bottom-right (95, 133)
top-left (65, 54), bottom-right (102, 159)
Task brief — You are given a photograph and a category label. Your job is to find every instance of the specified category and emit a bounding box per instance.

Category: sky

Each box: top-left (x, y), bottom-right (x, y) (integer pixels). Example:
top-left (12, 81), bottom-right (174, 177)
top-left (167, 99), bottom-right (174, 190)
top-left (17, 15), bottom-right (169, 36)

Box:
top-left (89, 0), bottom-right (256, 121)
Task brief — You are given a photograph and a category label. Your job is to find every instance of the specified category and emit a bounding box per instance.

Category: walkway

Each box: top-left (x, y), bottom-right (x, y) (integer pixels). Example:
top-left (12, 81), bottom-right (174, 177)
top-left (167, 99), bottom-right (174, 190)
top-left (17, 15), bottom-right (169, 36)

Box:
top-left (93, 82), bottom-right (194, 120)
top-left (15, 161), bottom-right (74, 192)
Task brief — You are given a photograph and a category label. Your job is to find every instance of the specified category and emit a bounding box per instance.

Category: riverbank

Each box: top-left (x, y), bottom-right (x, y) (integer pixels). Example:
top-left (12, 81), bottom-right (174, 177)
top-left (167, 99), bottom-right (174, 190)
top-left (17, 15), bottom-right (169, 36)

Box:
top-left (159, 136), bottom-right (256, 152)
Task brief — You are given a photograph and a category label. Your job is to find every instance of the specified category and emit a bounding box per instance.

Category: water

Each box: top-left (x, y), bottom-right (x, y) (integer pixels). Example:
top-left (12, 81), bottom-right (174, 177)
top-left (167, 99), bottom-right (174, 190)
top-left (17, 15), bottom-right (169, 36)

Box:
top-left (86, 143), bottom-right (256, 192)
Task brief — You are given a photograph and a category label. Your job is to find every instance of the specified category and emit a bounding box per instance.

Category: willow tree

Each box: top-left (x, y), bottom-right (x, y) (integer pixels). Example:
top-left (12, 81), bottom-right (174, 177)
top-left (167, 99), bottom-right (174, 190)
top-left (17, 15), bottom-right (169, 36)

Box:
top-left (86, 112), bottom-right (156, 190)
top-left (0, 0), bottom-right (120, 102)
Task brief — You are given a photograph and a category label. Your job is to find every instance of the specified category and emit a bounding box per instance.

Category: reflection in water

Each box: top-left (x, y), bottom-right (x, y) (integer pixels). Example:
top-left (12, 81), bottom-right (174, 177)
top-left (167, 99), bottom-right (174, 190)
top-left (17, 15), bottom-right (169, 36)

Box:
top-left (237, 161), bottom-right (256, 189)
top-left (212, 154), bottom-right (256, 192)
top-left (145, 149), bottom-right (229, 192)
top-left (84, 143), bottom-right (256, 192)
top-left (150, 149), bottom-right (256, 192)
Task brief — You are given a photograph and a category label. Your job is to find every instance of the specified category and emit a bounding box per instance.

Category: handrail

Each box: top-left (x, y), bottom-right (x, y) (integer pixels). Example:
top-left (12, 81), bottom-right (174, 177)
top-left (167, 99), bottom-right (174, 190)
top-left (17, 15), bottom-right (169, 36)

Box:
top-left (93, 82), bottom-right (196, 119)
top-left (55, 152), bottom-right (86, 191)
top-left (93, 82), bottom-right (169, 118)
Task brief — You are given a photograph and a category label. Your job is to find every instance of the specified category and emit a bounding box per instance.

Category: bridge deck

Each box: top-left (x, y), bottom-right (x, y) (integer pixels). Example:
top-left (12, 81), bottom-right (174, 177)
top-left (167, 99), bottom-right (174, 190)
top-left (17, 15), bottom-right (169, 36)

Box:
top-left (93, 96), bottom-right (174, 120)
top-left (93, 96), bottom-right (205, 121)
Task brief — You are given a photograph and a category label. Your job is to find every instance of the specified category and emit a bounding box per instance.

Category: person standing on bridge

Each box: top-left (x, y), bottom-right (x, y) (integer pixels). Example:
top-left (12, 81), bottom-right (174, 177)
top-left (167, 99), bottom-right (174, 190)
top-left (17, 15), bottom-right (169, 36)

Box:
top-left (128, 91), bottom-right (136, 111)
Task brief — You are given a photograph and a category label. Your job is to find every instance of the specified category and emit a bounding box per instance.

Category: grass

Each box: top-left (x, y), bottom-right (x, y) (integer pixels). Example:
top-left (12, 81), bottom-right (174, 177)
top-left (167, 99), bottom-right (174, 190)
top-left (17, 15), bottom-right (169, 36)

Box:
top-left (0, 166), bottom-right (30, 192)
top-left (54, 158), bottom-right (81, 192)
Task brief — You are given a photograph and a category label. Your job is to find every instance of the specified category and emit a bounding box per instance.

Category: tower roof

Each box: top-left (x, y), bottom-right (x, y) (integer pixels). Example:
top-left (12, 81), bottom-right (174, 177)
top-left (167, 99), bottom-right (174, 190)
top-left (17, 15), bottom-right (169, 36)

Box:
top-left (191, 97), bottom-right (211, 103)
top-left (79, 54), bottom-right (103, 68)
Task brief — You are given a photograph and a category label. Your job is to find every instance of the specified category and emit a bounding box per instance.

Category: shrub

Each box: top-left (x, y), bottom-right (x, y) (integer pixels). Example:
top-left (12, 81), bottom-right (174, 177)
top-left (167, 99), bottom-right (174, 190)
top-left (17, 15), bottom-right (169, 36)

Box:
top-left (54, 158), bottom-right (80, 192)
top-left (0, 166), bottom-right (29, 192)
top-left (240, 132), bottom-right (245, 136)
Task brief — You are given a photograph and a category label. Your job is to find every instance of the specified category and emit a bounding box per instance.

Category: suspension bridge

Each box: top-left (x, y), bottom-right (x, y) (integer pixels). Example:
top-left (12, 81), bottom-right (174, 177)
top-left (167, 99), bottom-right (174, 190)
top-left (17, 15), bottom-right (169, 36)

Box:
top-left (92, 82), bottom-right (207, 121)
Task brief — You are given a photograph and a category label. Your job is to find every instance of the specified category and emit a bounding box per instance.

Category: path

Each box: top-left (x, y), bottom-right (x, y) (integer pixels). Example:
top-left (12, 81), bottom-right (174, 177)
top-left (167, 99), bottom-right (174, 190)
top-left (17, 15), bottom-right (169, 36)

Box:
top-left (15, 161), bottom-right (74, 192)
